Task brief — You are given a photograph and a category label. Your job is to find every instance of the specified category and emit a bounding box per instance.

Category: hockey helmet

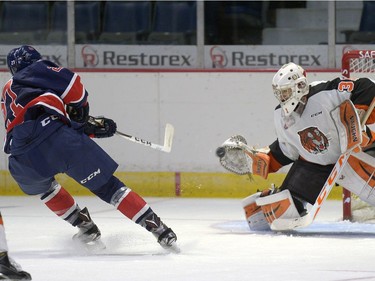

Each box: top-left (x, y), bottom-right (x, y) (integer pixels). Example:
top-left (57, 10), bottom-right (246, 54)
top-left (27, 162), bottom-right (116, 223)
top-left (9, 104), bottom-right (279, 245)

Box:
top-left (272, 62), bottom-right (309, 116)
top-left (7, 45), bottom-right (42, 75)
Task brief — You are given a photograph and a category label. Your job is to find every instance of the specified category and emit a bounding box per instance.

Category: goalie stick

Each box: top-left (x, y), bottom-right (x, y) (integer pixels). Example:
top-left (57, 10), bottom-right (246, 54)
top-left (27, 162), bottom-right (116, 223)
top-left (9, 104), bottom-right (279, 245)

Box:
top-left (271, 98), bottom-right (375, 231)
top-left (116, 123), bottom-right (174, 153)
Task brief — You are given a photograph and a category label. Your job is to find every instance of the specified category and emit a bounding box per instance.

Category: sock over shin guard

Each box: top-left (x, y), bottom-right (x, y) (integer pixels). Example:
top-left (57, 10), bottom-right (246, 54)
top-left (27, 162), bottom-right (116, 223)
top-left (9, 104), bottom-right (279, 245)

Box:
top-left (112, 187), bottom-right (152, 224)
top-left (40, 182), bottom-right (81, 226)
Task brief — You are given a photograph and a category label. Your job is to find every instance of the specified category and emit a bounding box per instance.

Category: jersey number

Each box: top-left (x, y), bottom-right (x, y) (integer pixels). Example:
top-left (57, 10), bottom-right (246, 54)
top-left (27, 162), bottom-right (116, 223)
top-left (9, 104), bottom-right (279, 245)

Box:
top-left (338, 81), bottom-right (354, 92)
top-left (1, 80), bottom-right (24, 127)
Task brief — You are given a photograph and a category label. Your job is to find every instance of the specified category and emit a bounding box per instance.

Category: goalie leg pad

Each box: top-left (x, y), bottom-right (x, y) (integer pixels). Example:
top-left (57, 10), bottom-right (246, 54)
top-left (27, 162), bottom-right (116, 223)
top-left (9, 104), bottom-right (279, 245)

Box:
top-left (242, 192), bottom-right (270, 231)
top-left (338, 151), bottom-right (375, 206)
top-left (255, 190), bottom-right (300, 225)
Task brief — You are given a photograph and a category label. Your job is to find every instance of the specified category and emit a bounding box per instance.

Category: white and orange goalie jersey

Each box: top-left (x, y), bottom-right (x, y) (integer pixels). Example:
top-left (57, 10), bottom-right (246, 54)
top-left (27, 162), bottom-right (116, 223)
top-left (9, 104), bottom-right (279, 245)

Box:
top-left (269, 77), bottom-right (375, 171)
top-left (268, 77), bottom-right (375, 206)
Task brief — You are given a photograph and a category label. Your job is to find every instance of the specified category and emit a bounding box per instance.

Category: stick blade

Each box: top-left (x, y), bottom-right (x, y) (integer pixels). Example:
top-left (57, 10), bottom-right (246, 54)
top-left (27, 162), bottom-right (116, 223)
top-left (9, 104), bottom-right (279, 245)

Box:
top-left (162, 123), bottom-right (174, 153)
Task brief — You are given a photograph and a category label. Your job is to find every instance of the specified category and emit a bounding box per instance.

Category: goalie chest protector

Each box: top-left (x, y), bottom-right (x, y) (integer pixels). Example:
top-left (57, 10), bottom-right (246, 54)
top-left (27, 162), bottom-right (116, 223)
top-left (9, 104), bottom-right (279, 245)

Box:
top-left (274, 87), bottom-right (352, 166)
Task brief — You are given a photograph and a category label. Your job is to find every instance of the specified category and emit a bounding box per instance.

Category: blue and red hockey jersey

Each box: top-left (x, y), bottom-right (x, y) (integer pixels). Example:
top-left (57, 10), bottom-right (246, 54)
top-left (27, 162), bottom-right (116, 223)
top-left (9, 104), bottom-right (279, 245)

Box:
top-left (1, 60), bottom-right (88, 134)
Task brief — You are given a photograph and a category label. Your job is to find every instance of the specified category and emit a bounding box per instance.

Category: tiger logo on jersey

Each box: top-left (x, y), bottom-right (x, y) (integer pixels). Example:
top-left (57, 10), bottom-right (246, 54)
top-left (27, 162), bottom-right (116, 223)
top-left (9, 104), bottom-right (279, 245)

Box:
top-left (298, 127), bottom-right (329, 154)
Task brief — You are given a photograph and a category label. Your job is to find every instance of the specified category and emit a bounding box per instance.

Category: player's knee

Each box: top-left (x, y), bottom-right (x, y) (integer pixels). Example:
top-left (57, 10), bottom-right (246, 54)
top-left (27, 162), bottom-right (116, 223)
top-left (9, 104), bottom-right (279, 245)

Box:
top-left (257, 189), bottom-right (302, 224)
top-left (242, 188), bottom-right (304, 231)
top-left (15, 176), bottom-right (55, 195)
top-left (91, 175), bottom-right (126, 203)
top-left (40, 180), bottom-right (62, 198)
top-left (266, 186), bottom-right (307, 215)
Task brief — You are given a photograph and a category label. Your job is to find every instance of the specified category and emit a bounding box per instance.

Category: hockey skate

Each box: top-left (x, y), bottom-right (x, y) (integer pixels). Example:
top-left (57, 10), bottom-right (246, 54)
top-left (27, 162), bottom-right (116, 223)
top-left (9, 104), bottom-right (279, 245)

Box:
top-left (72, 207), bottom-right (105, 251)
top-left (0, 252), bottom-right (31, 280)
top-left (144, 213), bottom-right (179, 253)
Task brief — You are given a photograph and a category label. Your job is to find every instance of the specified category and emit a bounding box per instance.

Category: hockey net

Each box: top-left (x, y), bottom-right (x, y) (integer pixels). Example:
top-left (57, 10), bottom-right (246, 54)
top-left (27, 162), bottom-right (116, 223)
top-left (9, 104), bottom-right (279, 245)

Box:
top-left (341, 50), bottom-right (375, 222)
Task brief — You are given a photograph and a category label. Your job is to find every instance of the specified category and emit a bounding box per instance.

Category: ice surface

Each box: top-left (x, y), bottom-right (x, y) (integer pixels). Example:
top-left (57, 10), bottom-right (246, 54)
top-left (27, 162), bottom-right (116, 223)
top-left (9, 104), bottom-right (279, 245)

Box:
top-left (2, 196), bottom-right (375, 281)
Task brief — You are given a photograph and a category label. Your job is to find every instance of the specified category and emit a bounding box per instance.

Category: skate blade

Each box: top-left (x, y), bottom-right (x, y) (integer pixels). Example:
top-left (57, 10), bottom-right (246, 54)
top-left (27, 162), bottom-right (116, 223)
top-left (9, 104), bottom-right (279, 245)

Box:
top-left (162, 242), bottom-right (181, 254)
top-left (0, 273), bottom-right (31, 281)
top-left (73, 238), bottom-right (106, 254)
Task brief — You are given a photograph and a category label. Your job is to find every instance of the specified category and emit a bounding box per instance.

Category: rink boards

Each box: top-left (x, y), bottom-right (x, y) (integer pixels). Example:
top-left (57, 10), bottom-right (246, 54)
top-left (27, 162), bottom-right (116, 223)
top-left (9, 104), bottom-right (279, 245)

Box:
top-left (0, 170), bottom-right (344, 200)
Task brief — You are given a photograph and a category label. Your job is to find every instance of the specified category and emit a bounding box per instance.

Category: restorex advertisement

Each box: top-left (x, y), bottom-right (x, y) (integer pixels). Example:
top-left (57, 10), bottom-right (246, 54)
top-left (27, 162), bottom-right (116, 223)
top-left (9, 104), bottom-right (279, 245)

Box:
top-left (0, 44), bottom-right (370, 69)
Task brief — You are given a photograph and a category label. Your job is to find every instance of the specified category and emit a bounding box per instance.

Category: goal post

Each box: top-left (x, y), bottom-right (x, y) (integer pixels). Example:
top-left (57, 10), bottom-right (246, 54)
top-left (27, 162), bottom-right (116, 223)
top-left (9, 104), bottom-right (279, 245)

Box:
top-left (341, 49), bottom-right (375, 221)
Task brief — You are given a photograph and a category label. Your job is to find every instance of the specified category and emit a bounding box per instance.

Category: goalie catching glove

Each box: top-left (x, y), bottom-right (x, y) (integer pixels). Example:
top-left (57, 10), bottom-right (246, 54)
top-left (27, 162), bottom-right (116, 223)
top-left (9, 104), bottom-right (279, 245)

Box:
top-left (84, 116), bottom-right (117, 138)
top-left (216, 135), bottom-right (271, 179)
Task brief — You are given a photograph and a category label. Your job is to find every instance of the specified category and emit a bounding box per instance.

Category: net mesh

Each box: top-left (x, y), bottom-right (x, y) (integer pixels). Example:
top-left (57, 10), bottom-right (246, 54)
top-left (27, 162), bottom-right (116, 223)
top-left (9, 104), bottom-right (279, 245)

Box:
top-left (349, 57), bottom-right (375, 74)
top-left (351, 195), bottom-right (375, 223)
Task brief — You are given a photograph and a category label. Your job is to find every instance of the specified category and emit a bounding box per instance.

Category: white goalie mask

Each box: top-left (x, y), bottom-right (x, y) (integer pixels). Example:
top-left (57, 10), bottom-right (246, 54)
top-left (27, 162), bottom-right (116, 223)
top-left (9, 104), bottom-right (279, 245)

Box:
top-left (272, 62), bottom-right (309, 116)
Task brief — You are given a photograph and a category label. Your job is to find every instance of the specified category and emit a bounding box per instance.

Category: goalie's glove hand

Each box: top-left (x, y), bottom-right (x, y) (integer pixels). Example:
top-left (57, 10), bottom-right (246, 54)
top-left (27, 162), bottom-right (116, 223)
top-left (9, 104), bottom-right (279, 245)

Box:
top-left (66, 103), bottom-right (89, 123)
top-left (217, 135), bottom-right (271, 179)
top-left (84, 116), bottom-right (117, 138)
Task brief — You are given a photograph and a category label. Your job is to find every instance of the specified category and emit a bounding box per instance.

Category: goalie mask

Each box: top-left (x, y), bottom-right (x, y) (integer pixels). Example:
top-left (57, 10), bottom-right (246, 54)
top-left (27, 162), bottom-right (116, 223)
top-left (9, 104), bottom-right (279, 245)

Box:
top-left (7, 45), bottom-right (42, 75)
top-left (272, 62), bottom-right (309, 116)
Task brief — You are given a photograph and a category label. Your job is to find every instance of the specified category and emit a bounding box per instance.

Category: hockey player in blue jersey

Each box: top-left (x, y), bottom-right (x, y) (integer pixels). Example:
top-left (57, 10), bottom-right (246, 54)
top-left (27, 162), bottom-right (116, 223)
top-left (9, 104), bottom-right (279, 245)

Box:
top-left (1, 45), bottom-right (177, 250)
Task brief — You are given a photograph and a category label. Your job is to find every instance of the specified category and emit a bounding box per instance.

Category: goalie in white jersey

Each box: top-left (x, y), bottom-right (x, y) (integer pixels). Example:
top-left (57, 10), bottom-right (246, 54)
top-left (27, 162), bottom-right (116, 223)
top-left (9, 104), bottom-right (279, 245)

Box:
top-left (217, 62), bottom-right (375, 231)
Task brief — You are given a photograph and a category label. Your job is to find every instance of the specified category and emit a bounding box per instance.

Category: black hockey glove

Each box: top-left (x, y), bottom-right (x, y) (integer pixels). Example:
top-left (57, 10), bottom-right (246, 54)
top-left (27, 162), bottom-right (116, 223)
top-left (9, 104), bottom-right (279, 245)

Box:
top-left (84, 116), bottom-right (117, 138)
top-left (66, 103), bottom-right (89, 123)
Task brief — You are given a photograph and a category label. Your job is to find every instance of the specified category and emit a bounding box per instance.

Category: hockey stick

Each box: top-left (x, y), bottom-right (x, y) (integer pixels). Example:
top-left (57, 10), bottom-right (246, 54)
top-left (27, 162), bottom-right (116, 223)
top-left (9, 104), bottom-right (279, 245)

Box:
top-left (115, 123), bottom-right (174, 153)
top-left (271, 98), bottom-right (375, 231)
top-left (271, 150), bottom-right (353, 230)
